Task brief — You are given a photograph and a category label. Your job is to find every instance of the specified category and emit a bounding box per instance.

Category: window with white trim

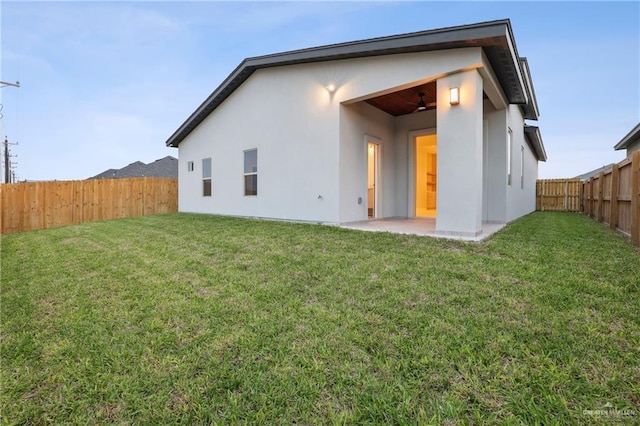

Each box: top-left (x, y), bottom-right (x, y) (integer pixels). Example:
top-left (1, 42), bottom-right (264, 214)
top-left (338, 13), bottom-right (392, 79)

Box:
top-left (187, 161), bottom-right (194, 172)
top-left (507, 128), bottom-right (513, 186)
top-left (244, 149), bottom-right (258, 196)
top-left (202, 158), bottom-right (212, 197)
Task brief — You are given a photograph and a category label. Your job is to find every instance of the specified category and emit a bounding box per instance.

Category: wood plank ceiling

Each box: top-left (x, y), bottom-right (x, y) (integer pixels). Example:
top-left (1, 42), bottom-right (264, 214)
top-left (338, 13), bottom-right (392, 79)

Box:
top-left (365, 82), bottom-right (437, 116)
top-left (364, 82), bottom-right (488, 116)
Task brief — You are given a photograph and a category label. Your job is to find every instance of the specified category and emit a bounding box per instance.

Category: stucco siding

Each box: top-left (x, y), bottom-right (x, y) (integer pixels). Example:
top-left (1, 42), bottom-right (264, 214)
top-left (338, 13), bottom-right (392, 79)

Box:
top-left (436, 70), bottom-right (484, 236)
top-left (334, 48), bottom-right (483, 104)
top-left (178, 65), bottom-right (341, 223)
top-left (338, 102), bottom-right (395, 223)
top-left (483, 102), bottom-right (508, 223)
top-left (505, 105), bottom-right (538, 221)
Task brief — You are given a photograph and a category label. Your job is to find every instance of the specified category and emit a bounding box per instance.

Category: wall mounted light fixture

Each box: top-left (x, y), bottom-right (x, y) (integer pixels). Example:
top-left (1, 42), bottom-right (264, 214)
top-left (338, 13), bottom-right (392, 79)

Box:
top-left (449, 87), bottom-right (460, 105)
top-left (326, 83), bottom-right (336, 93)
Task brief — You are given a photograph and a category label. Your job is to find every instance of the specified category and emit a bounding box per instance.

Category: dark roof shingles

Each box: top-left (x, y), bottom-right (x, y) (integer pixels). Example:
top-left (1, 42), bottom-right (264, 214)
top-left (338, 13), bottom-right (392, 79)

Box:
top-left (89, 156), bottom-right (177, 179)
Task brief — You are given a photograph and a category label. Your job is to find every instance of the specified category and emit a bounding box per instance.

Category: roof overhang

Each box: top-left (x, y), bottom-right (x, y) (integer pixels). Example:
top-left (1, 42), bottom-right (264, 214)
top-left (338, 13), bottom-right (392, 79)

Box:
top-left (613, 123), bottom-right (640, 150)
top-left (519, 58), bottom-right (539, 120)
top-left (166, 19), bottom-right (529, 147)
top-left (524, 125), bottom-right (547, 162)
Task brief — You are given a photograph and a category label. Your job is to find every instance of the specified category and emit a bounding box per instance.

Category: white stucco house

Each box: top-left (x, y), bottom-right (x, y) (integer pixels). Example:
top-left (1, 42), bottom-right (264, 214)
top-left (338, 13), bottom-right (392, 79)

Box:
top-left (166, 19), bottom-right (546, 237)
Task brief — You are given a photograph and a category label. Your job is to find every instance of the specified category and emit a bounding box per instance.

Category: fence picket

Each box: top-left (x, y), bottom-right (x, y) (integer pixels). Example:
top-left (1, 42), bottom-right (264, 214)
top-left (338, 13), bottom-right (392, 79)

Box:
top-left (0, 178), bottom-right (178, 234)
top-left (631, 151), bottom-right (640, 246)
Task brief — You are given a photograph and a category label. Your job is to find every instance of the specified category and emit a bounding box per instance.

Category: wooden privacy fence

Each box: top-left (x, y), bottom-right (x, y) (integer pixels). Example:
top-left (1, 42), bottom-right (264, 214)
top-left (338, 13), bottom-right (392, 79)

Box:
top-left (583, 151), bottom-right (639, 246)
top-left (0, 177), bottom-right (178, 234)
top-left (537, 151), bottom-right (640, 246)
top-left (536, 179), bottom-right (582, 212)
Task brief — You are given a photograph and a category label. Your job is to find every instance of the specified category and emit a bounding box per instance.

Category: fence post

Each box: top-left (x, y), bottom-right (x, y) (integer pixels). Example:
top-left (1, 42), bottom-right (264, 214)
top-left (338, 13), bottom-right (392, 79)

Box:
top-left (597, 172), bottom-right (604, 223)
top-left (589, 176), bottom-right (596, 218)
top-left (609, 163), bottom-right (619, 230)
top-left (536, 179), bottom-right (542, 212)
top-left (631, 151), bottom-right (640, 246)
top-left (587, 176), bottom-right (593, 217)
top-left (582, 179), bottom-right (591, 216)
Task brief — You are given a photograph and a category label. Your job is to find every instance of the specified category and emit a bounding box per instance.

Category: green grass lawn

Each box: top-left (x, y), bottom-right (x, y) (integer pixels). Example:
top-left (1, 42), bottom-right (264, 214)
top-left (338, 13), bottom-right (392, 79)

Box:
top-left (1, 212), bottom-right (638, 424)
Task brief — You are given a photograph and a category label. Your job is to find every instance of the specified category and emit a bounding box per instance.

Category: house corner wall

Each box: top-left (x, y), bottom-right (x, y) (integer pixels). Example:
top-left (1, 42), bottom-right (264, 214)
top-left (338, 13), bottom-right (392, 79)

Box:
top-left (505, 105), bottom-right (538, 221)
top-left (436, 69), bottom-right (484, 236)
top-left (483, 102), bottom-right (508, 223)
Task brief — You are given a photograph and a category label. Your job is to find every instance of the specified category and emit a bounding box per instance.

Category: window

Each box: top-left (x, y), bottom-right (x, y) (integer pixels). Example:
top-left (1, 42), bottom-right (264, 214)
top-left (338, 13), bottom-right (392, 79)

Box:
top-left (244, 149), bottom-right (258, 196)
top-left (202, 158), bottom-right (212, 197)
top-left (507, 128), bottom-right (513, 186)
top-left (187, 161), bottom-right (194, 172)
top-left (520, 146), bottom-right (525, 189)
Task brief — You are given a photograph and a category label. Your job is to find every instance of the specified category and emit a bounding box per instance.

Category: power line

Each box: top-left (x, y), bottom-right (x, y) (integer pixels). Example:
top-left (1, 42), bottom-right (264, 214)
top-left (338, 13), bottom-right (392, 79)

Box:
top-left (0, 81), bottom-right (20, 88)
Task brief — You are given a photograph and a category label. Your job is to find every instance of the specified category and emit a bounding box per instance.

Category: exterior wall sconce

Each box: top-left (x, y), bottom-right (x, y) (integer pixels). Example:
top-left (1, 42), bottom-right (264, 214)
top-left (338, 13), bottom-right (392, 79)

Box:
top-left (449, 87), bottom-right (460, 105)
top-left (326, 83), bottom-right (336, 93)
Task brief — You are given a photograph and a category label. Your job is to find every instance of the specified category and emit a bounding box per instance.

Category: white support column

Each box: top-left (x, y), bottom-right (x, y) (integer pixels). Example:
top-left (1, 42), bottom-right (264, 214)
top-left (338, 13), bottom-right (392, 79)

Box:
top-left (435, 70), bottom-right (484, 236)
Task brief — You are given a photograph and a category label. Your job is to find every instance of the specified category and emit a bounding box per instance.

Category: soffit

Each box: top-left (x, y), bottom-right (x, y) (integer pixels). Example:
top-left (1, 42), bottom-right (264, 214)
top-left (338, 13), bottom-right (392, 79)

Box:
top-left (524, 125), bottom-right (547, 162)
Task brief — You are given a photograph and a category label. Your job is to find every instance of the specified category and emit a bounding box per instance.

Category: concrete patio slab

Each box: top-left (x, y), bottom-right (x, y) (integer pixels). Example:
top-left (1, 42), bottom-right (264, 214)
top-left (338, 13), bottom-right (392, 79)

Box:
top-left (340, 218), bottom-right (506, 242)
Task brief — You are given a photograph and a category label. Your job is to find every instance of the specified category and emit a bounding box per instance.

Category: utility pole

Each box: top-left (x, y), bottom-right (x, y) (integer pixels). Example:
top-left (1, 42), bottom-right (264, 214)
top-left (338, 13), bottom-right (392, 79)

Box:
top-left (3, 137), bottom-right (18, 183)
top-left (1, 80), bottom-right (21, 182)
top-left (4, 137), bottom-right (9, 183)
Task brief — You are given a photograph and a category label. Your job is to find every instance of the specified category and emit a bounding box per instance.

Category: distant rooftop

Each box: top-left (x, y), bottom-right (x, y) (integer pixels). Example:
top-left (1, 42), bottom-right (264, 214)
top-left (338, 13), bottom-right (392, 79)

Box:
top-left (613, 123), bottom-right (640, 151)
top-left (574, 163), bottom-right (615, 181)
top-left (89, 156), bottom-right (177, 179)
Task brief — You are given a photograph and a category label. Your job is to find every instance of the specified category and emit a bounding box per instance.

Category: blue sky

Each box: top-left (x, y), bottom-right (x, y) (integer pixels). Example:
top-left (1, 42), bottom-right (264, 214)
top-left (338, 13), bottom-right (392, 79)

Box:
top-left (1, 1), bottom-right (638, 181)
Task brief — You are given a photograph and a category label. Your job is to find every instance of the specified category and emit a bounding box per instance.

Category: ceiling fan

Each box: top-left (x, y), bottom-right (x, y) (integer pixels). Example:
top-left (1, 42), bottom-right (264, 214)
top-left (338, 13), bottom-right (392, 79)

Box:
top-left (411, 92), bottom-right (436, 113)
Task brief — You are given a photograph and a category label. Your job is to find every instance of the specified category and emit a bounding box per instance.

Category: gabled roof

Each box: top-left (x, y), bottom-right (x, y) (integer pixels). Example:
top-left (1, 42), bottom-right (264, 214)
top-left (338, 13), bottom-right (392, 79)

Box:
top-left (613, 123), bottom-right (640, 151)
top-left (145, 156), bottom-right (179, 178)
top-left (116, 161), bottom-right (147, 178)
top-left (166, 19), bottom-right (533, 148)
top-left (93, 168), bottom-right (117, 179)
top-left (89, 156), bottom-right (178, 179)
top-left (524, 125), bottom-right (547, 162)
